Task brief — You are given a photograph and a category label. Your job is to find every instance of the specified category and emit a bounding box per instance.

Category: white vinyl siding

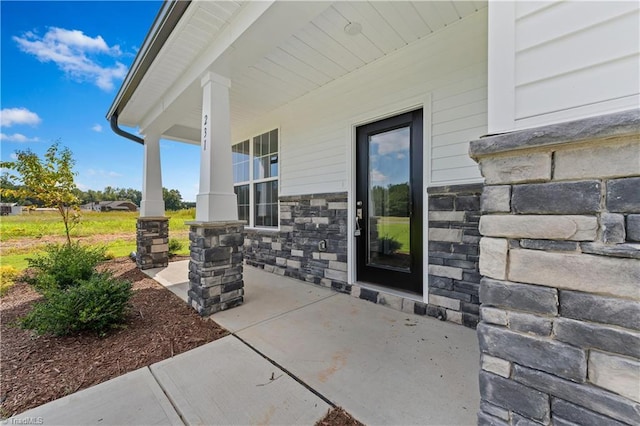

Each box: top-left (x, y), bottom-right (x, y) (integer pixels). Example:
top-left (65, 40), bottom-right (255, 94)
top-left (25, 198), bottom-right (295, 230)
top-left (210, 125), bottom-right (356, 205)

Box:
top-left (490, 1), bottom-right (640, 133)
top-left (233, 9), bottom-right (488, 196)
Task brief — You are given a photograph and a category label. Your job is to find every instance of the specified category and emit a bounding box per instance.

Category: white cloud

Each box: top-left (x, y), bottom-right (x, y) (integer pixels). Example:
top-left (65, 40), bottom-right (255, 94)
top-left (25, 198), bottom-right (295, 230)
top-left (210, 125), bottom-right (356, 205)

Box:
top-left (370, 127), bottom-right (410, 156)
top-left (1, 107), bottom-right (41, 127)
top-left (0, 132), bottom-right (40, 143)
top-left (86, 168), bottom-right (122, 178)
top-left (92, 124), bottom-right (103, 132)
top-left (10, 153), bottom-right (18, 160)
top-left (370, 169), bottom-right (387, 183)
top-left (14, 27), bottom-right (127, 91)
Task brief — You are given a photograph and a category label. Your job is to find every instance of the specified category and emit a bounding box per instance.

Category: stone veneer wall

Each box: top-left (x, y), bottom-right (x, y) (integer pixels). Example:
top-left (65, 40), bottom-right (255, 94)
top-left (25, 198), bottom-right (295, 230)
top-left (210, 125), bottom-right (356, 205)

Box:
top-left (187, 221), bottom-right (245, 316)
top-left (470, 109), bottom-right (640, 426)
top-left (244, 192), bottom-right (351, 293)
top-left (136, 217), bottom-right (169, 270)
top-left (427, 184), bottom-right (482, 328)
top-left (245, 188), bottom-right (484, 329)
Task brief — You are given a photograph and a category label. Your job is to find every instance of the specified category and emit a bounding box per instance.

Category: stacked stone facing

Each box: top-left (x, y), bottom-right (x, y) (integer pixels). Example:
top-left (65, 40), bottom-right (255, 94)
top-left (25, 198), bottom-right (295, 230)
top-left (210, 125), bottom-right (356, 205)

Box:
top-left (187, 221), bottom-right (245, 316)
top-left (244, 192), bottom-right (350, 293)
top-left (136, 217), bottom-right (169, 270)
top-left (426, 184), bottom-right (482, 328)
top-left (470, 109), bottom-right (640, 426)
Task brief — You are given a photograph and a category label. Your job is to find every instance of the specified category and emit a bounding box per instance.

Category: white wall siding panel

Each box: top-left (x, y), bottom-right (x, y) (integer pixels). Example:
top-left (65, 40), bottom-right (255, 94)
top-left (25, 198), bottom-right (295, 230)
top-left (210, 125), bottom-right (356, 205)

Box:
top-left (497, 0), bottom-right (640, 130)
top-left (236, 9), bottom-right (488, 196)
top-left (516, 55), bottom-right (639, 120)
top-left (432, 166), bottom-right (483, 184)
top-left (515, 1), bottom-right (556, 20)
top-left (515, 1), bottom-right (638, 52)
top-left (516, 11), bottom-right (640, 87)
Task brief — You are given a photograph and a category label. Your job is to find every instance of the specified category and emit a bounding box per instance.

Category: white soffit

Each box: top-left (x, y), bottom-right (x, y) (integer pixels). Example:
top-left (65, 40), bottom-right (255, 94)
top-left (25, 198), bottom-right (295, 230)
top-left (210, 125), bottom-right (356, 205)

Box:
top-left (120, 1), bottom-right (488, 143)
top-left (119, 0), bottom-right (245, 128)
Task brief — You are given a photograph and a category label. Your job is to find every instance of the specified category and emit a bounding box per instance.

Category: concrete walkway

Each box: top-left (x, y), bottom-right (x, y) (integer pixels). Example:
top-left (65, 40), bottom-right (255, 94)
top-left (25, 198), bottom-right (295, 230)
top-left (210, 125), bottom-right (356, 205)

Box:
top-left (9, 262), bottom-right (479, 425)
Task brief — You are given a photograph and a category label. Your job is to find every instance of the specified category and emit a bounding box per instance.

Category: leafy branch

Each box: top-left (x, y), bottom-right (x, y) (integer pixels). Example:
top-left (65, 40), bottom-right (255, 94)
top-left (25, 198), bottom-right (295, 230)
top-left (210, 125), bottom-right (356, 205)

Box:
top-left (1, 142), bottom-right (81, 245)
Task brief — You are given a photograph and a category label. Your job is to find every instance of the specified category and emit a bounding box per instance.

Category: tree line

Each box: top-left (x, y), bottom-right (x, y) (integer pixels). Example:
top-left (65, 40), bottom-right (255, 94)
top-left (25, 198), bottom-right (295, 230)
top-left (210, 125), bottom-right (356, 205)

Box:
top-left (1, 175), bottom-right (189, 211)
top-left (371, 183), bottom-right (410, 217)
top-left (1, 143), bottom-right (192, 245)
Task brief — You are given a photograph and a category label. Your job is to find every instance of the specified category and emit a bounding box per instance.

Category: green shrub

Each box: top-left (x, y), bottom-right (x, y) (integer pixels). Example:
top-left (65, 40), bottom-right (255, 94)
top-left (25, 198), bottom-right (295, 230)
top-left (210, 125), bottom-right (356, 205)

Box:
top-left (26, 243), bottom-right (105, 292)
top-left (103, 250), bottom-right (116, 260)
top-left (0, 265), bottom-right (20, 296)
top-left (168, 238), bottom-right (183, 256)
top-left (378, 236), bottom-right (402, 255)
top-left (21, 272), bottom-right (133, 336)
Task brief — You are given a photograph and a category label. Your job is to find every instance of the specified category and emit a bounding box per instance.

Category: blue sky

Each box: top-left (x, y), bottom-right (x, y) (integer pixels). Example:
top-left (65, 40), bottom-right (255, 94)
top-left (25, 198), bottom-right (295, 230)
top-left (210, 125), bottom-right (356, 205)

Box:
top-left (1, 1), bottom-right (201, 201)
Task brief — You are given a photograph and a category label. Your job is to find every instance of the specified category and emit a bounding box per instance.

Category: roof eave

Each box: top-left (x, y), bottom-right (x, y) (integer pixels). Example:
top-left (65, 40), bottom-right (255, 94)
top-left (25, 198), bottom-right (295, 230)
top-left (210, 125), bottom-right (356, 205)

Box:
top-left (106, 0), bottom-right (191, 122)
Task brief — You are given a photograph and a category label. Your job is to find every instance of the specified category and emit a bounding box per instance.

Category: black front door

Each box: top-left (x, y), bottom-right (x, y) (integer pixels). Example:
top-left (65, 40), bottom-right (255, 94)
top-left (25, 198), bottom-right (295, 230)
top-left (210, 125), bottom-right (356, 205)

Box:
top-left (355, 109), bottom-right (423, 294)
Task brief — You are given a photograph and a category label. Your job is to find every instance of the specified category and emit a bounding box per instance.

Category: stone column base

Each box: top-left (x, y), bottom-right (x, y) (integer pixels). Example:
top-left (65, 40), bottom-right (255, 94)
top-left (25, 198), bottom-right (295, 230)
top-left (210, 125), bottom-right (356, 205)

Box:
top-left (186, 220), bottom-right (245, 316)
top-left (136, 217), bottom-right (169, 270)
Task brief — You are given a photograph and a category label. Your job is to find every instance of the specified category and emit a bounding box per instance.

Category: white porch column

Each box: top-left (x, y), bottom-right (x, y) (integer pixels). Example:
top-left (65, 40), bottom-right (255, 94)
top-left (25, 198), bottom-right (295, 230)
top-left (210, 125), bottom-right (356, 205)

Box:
top-left (195, 72), bottom-right (238, 222)
top-left (137, 131), bottom-right (168, 270)
top-left (140, 132), bottom-right (165, 217)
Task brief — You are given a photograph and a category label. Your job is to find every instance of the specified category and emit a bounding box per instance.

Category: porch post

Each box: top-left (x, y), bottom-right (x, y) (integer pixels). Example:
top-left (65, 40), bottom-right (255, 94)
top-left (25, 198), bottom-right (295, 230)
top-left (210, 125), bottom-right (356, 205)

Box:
top-left (140, 132), bottom-right (165, 217)
top-left (187, 71), bottom-right (245, 316)
top-left (136, 132), bottom-right (169, 270)
top-left (195, 72), bottom-right (238, 222)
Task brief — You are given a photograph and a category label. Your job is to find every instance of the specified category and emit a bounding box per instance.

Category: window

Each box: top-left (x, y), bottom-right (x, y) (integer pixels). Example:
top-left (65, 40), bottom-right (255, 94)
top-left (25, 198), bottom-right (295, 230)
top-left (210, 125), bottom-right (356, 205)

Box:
top-left (233, 129), bottom-right (279, 227)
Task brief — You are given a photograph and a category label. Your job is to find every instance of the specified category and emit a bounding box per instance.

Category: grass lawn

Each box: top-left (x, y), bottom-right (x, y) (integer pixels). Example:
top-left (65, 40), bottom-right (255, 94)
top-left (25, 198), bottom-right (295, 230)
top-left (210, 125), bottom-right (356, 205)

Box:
top-left (1, 210), bottom-right (193, 271)
top-left (375, 216), bottom-right (410, 253)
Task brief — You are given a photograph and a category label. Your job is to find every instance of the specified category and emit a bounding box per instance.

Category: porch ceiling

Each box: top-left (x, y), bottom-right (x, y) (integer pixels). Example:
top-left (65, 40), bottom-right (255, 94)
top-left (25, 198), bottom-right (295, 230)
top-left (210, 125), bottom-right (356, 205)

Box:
top-left (117, 0), bottom-right (487, 144)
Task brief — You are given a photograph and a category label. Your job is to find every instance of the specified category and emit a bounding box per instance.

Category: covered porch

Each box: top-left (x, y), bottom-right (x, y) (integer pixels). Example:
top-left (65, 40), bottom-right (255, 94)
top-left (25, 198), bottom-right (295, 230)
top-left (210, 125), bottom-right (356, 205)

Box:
top-left (145, 260), bottom-right (480, 425)
top-left (108, 0), bottom-right (490, 319)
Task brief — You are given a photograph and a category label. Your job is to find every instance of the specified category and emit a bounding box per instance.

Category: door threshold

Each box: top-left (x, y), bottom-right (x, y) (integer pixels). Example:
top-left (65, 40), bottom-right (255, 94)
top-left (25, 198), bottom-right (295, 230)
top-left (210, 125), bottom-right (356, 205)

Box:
top-left (355, 281), bottom-right (424, 303)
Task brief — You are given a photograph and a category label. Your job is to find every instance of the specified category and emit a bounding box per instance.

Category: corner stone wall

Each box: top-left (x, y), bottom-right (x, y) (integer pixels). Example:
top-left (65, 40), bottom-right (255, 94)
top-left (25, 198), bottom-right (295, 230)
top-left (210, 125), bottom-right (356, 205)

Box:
top-left (244, 192), bottom-right (350, 293)
top-left (427, 184), bottom-right (482, 328)
top-left (470, 109), bottom-right (640, 426)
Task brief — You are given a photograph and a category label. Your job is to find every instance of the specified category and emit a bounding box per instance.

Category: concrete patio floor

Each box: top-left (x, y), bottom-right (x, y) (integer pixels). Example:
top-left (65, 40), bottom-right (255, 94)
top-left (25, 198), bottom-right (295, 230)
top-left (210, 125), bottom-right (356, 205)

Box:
top-left (10, 261), bottom-right (480, 425)
top-left (147, 260), bottom-right (481, 425)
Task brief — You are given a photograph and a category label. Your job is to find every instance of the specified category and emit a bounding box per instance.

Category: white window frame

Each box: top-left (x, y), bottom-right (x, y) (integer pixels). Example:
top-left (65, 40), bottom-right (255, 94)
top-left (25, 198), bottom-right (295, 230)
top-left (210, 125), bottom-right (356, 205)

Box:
top-left (233, 128), bottom-right (279, 229)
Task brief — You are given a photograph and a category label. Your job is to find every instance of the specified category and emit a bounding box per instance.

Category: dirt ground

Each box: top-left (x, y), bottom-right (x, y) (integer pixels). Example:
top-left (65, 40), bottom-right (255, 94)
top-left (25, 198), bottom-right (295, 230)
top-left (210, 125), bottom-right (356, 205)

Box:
top-left (0, 257), bottom-right (360, 425)
top-left (0, 230), bottom-right (190, 255)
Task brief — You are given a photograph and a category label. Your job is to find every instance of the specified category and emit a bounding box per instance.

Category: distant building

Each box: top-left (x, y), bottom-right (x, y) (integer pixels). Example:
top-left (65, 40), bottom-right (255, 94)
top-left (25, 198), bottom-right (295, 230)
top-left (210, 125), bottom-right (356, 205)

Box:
top-left (81, 201), bottom-right (138, 212)
top-left (0, 202), bottom-right (22, 216)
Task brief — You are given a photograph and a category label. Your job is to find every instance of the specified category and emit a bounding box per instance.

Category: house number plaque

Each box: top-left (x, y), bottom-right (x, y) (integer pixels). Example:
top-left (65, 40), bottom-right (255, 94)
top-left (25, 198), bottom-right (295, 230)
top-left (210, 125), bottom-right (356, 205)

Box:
top-left (202, 114), bottom-right (208, 151)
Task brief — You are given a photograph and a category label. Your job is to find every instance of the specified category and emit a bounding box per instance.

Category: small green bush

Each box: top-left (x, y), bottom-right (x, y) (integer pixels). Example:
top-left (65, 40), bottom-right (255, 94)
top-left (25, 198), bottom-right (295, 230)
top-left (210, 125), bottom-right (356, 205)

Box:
top-left (0, 265), bottom-right (20, 296)
top-left (26, 243), bottom-right (105, 292)
top-left (378, 236), bottom-right (402, 255)
top-left (21, 272), bottom-right (133, 336)
top-left (168, 238), bottom-right (183, 256)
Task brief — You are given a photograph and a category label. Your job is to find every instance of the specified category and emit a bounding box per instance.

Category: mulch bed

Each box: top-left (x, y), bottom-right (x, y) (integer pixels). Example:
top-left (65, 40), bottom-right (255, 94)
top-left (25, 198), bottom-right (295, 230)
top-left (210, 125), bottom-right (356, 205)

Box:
top-left (0, 257), bottom-right (227, 417)
top-left (317, 407), bottom-right (365, 426)
top-left (0, 257), bottom-right (362, 425)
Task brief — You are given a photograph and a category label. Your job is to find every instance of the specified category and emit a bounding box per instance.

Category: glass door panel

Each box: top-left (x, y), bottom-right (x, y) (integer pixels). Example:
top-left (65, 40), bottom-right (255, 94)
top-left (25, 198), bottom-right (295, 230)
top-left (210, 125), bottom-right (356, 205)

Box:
top-left (367, 127), bottom-right (411, 271)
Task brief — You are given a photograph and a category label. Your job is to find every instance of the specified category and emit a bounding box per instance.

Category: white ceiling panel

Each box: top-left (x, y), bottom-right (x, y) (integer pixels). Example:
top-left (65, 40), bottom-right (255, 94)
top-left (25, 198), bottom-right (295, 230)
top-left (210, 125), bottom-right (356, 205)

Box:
top-left (118, 1), bottom-right (487, 142)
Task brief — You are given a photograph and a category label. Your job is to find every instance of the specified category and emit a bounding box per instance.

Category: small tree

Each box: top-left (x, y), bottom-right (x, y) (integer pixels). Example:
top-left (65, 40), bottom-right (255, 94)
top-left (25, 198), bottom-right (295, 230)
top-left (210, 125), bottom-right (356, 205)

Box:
top-left (163, 187), bottom-right (184, 211)
top-left (0, 142), bottom-right (80, 245)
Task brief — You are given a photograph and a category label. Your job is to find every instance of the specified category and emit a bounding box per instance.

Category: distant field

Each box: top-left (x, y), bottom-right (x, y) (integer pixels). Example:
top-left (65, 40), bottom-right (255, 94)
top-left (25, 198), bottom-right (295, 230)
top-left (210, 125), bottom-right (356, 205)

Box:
top-left (1, 210), bottom-right (194, 270)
